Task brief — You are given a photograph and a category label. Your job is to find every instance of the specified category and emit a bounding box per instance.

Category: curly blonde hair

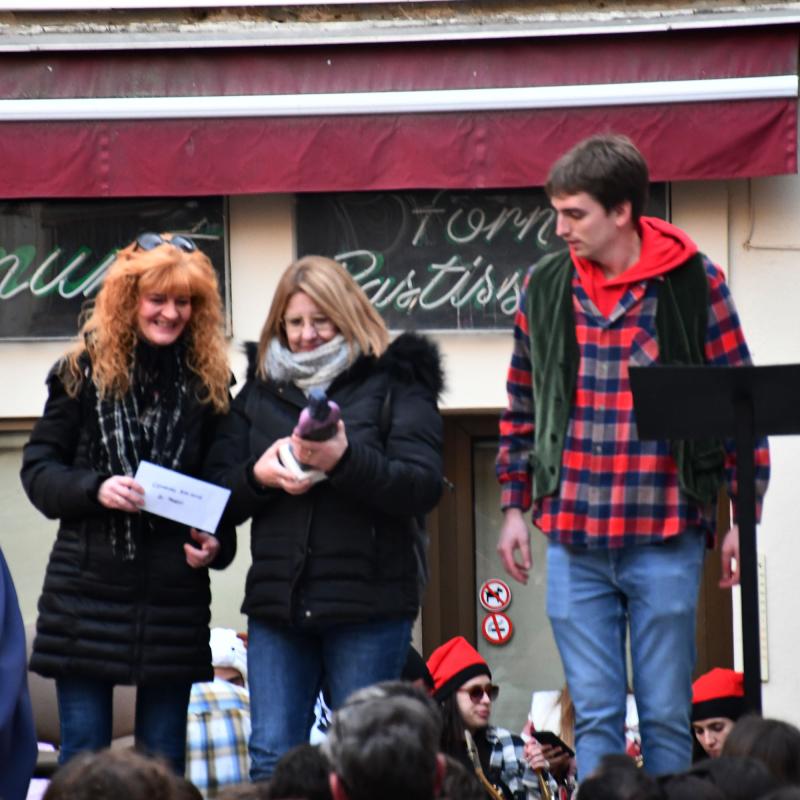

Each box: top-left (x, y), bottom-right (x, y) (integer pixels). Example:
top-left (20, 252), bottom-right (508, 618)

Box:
top-left (255, 255), bottom-right (389, 380)
top-left (62, 238), bottom-right (230, 413)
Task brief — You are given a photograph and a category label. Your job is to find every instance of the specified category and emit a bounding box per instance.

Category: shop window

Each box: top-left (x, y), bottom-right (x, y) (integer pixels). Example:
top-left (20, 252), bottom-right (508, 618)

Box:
top-left (0, 197), bottom-right (228, 340)
top-left (296, 185), bottom-right (668, 332)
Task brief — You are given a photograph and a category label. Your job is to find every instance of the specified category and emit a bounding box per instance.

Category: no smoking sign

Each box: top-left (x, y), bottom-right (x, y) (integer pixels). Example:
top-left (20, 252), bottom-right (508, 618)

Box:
top-left (481, 612), bottom-right (513, 646)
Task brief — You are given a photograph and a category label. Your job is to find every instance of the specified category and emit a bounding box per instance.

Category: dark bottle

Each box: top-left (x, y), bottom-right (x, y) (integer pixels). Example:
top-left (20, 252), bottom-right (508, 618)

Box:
top-left (294, 388), bottom-right (341, 442)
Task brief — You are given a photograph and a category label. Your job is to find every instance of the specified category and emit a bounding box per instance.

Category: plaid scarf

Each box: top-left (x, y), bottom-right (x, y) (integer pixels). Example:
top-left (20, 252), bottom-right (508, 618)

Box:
top-left (95, 340), bottom-right (188, 560)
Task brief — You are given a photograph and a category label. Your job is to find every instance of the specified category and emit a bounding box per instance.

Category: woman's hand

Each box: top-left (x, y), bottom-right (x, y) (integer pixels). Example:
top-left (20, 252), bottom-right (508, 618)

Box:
top-left (98, 475), bottom-right (145, 513)
top-left (523, 737), bottom-right (550, 773)
top-left (184, 528), bottom-right (220, 569)
top-left (290, 420), bottom-right (348, 474)
top-left (252, 438), bottom-right (314, 495)
top-left (539, 744), bottom-right (573, 782)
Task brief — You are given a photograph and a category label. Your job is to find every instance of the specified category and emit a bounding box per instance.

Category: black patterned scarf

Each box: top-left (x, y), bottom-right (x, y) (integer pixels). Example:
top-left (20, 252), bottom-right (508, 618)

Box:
top-left (94, 339), bottom-right (188, 560)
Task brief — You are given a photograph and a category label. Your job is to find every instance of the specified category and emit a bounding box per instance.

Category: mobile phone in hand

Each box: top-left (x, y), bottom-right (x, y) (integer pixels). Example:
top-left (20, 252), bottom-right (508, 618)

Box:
top-left (530, 729), bottom-right (575, 758)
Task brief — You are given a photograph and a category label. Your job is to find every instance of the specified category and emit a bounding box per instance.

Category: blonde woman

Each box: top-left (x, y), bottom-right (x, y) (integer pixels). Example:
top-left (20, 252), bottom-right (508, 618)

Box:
top-left (204, 255), bottom-right (444, 781)
top-left (21, 233), bottom-right (235, 774)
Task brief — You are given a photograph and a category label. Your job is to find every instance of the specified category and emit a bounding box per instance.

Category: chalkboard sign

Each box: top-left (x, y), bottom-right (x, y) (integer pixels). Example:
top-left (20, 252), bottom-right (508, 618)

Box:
top-left (296, 187), bottom-right (668, 330)
top-left (0, 197), bottom-right (227, 340)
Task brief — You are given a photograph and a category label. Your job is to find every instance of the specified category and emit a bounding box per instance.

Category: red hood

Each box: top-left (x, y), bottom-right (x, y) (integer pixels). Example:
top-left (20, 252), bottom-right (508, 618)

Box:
top-left (572, 217), bottom-right (698, 316)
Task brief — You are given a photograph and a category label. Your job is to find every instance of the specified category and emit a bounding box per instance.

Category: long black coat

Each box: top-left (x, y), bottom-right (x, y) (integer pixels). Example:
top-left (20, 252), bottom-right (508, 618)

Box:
top-left (21, 362), bottom-right (236, 685)
top-left (204, 333), bottom-right (444, 626)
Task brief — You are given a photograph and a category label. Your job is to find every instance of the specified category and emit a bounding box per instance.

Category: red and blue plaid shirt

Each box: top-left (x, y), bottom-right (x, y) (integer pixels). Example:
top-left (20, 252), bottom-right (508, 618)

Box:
top-left (496, 255), bottom-right (770, 548)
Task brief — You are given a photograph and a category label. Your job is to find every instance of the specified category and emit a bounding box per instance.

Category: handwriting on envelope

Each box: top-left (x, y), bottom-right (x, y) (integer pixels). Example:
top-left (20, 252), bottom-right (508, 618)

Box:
top-left (133, 460), bottom-right (231, 533)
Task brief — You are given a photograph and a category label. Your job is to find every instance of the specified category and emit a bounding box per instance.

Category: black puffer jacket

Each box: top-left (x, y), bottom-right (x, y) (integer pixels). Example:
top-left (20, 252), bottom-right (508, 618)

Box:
top-left (204, 333), bottom-right (444, 626)
top-left (20, 360), bottom-right (236, 685)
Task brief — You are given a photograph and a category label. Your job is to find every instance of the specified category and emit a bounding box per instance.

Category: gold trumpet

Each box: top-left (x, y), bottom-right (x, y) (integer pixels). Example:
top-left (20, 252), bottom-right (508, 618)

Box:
top-left (535, 767), bottom-right (554, 800)
top-left (464, 729), bottom-right (505, 800)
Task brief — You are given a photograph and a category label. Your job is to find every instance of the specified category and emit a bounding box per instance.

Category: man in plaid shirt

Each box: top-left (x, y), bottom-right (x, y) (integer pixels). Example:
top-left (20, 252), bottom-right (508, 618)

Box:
top-left (496, 134), bottom-right (769, 779)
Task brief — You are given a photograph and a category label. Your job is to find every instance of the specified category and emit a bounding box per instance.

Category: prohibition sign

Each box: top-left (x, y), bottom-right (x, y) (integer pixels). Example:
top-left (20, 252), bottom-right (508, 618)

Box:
top-left (479, 578), bottom-right (512, 612)
top-left (481, 612), bottom-right (513, 646)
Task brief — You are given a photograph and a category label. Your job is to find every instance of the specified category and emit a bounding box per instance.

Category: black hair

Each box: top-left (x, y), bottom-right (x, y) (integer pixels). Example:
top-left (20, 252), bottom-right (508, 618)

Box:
top-left (722, 715), bottom-right (800, 786)
top-left (268, 743), bottom-right (331, 800)
top-left (439, 754), bottom-right (485, 800)
top-left (659, 773), bottom-right (726, 800)
top-left (438, 692), bottom-right (469, 759)
top-left (689, 755), bottom-right (778, 800)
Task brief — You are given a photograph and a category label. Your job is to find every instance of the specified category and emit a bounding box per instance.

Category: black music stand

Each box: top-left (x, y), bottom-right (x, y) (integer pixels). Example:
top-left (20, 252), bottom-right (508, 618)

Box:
top-left (629, 364), bottom-right (800, 713)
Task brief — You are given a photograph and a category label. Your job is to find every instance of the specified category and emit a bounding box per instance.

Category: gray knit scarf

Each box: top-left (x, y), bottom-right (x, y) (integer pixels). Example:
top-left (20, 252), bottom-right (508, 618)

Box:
top-left (264, 334), bottom-right (356, 393)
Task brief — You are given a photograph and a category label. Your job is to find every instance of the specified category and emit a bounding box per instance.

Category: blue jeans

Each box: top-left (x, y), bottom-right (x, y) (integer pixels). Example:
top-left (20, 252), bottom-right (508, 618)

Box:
top-left (56, 676), bottom-right (192, 774)
top-left (546, 532), bottom-right (705, 778)
top-left (247, 617), bottom-right (412, 781)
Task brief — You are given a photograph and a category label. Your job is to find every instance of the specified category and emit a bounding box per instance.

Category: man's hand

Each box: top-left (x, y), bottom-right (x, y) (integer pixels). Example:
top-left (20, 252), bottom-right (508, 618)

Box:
top-left (719, 525), bottom-right (740, 588)
top-left (497, 507), bottom-right (531, 584)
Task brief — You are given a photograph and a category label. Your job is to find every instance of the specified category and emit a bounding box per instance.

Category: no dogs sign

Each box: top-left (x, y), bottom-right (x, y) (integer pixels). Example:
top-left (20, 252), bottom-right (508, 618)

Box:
top-left (479, 578), bottom-right (512, 612)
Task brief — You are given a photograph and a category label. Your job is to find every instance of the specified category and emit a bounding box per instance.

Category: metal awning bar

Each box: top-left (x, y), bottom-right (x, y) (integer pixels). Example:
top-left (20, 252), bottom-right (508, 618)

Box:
top-left (0, 6), bottom-right (799, 51)
top-left (1, 75), bottom-right (796, 121)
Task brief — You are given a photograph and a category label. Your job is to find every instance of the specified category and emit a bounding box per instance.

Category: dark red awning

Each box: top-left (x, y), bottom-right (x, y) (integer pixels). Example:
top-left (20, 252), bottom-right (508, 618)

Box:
top-left (0, 26), bottom-right (796, 197)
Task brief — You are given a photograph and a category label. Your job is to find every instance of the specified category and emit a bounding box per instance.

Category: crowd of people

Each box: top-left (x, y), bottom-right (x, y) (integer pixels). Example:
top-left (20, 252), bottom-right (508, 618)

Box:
top-left (29, 667), bottom-right (800, 800)
top-left (0, 130), bottom-right (781, 800)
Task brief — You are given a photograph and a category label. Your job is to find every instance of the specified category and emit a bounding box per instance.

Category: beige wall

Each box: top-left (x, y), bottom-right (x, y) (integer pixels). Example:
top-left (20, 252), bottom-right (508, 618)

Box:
top-left (725, 176), bottom-right (800, 724)
top-left (671, 177), bottom-right (800, 724)
top-left (3, 179), bottom-right (800, 724)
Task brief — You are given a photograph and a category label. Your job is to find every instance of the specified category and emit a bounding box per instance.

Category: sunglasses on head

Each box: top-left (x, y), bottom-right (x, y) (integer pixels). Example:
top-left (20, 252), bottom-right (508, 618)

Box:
top-left (460, 683), bottom-right (500, 703)
top-left (134, 232), bottom-right (196, 253)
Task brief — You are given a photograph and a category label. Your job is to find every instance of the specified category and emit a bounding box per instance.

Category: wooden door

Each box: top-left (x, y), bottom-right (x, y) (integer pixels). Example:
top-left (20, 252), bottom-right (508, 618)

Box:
top-left (421, 413), bottom-right (734, 679)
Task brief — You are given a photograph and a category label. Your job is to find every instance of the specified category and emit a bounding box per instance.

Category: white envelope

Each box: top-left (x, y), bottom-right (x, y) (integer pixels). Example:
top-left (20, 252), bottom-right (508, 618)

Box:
top-left (133, 460), bottom-right (231, 534)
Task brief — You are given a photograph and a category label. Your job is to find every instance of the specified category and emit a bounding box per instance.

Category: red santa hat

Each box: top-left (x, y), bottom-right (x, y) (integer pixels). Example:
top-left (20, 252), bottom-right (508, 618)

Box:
top-left (426, 636), bottom-right (491, 702)
top-left (691, 667), bottom-right (745, 722)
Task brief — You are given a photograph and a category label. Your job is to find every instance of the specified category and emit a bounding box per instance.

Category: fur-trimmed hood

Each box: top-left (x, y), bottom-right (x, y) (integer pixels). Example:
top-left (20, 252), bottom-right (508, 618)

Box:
top-left (377, 332), bottom-right (445, 400)
top-left (244, 332), bottom-right (444, 400)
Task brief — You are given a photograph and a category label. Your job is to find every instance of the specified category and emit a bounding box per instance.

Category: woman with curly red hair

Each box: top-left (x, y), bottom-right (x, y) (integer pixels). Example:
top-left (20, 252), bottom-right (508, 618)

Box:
top-left (21, 233), bottom-right (235, 774)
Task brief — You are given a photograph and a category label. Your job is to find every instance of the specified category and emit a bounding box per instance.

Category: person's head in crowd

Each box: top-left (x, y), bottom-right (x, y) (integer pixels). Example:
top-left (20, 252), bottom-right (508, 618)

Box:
top-left (320, 680), bottom-right (444, 800)
top-left (689, 755), bottom-right (778, 800)
top-left (216, 783), bottom-right (270, 800)
top-left (577, 754), bottom-right (664, 800)
top-left (255, 255), bottom-right (389, 379)
top-left (42, 748), bottom-right (179, 800)
top-left (268, 743), bottom-right (332, 800)
top-left (722, 715), bottom-right (800, 786)
top-left (62, 232), bottom-right (230, 413)
top-left (691, 668), bottom-right (745, 759)
top-left (760, 788), bottom-right (800, 800)
top-left (173, 777), bottom-right (203, 800)
top-left (658, 773), bottom-right (725, 800)
top-left (426, 636), bottom-right (498, 754)
top-left (439, 754), bottom-right (486, 800)
top-left (210, 627), bottom-right (248, 688)
top-left (401, 644), bottom-right (435, 692)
